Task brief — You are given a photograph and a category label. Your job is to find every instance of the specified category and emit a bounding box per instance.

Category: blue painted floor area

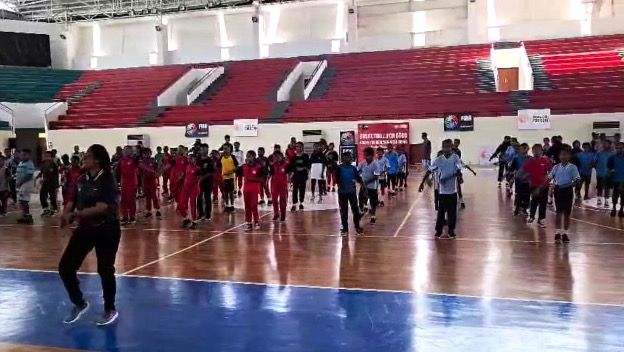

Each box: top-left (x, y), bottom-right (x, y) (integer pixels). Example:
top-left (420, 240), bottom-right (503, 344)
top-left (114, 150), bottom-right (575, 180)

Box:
top-left (1, 270), bottom-right (623, 352)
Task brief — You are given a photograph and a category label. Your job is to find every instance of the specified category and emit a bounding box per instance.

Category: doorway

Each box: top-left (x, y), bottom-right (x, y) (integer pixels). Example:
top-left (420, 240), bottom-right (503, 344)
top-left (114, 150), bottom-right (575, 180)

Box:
top-left (497, 68), bottom-right (519, 92)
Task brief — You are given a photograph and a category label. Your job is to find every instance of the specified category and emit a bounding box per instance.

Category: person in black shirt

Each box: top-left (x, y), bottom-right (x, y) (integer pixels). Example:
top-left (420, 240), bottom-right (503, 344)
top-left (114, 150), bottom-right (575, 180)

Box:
top-left (287, 142), bottom-right (310, 211)
top-left (58, 144), bottom-right (121, 327)
top-left (489, 136), bottom-right (512, 187)
top-left (257, 147), bottom-right (272, 206)
top-left (197, 143), bottom-right (215, 221)
top-left (325, 143), bottom-right (339, 192)
top-left (219, 135), bottom-right (234, 153)
top-left (37, 150), bottom-right (60, 216)
top-left (546, 136), bottom-right (563, 164)
top-left (309, 143), bottom-right (327, 202)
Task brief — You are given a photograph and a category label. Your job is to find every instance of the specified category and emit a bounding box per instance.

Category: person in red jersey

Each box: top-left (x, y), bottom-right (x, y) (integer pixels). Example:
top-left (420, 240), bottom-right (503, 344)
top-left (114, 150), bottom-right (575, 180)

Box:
top-left (62, 155), bottom-right (83, 206)
top-left (269, 150), bottom-right (289, 222)
top-left (169, 146), bottom-right (188, 204)
top-left (161, 146), bottom-right (172, 196)
top-left (139, 148), bottom-right (161, 219)
top-left (237, 150), bottom-right (266, 230)
top-left (119, 146), bottom-right (138, 225)
top-left (178, 154), bottom-right (201, 229)
top-left (522, 144), bottom-right (553, 228)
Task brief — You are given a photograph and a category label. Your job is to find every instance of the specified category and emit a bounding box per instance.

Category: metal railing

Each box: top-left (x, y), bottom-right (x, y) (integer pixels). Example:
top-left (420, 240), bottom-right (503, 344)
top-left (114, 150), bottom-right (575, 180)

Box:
top-left (187, 68), bottom-right (216, 96)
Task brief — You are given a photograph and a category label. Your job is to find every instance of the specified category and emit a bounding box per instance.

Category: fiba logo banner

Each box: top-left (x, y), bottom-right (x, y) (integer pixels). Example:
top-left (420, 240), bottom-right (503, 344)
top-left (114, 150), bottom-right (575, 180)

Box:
top-left (518, 109), bottom-right (551, 130)
top-left (185, 123), bottom-right (209, 138)
top-left (444, 113), bottom-right (474, 132)
top-left (340, 130), bottom-right (355, 146)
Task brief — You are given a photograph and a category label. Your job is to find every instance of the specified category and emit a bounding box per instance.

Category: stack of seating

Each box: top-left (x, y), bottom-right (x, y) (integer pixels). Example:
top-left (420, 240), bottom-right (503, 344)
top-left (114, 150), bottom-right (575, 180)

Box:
top-left (282, 45), bottom-right (514, 122)
top-left (50, 66), bottom-right (190, 129)
top-left (153, 58), bottom-right (297, 126)
top-left (0, 68), bottom-right (82, 103)
top-left (524, 34), bottom-right (624, 114)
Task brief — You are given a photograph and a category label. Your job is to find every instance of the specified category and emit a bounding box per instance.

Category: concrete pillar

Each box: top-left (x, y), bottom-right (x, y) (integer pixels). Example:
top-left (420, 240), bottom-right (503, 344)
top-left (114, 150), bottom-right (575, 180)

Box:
top-left (155, 23), bottom-right (169, 65)
top-left (346, 0), bottom-right (359, 51)
top-left (252, 0), bottom-right (261, 59)
top-left (467, 0), bottom-right (489, 44)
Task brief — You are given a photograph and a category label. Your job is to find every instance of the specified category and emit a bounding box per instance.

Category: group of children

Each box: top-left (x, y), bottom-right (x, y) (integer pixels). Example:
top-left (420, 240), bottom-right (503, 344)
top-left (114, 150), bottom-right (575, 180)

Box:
top-left (489, 133), bottom-right (624, 243)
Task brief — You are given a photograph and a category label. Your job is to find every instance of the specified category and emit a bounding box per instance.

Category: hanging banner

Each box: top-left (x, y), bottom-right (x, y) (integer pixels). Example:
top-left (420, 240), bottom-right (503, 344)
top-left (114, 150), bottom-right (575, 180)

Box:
top-left (339, 130), bottom-right (356, 146)
top-left (185, 123), bottom-right (209, 138)
top-left (444, 113), bottom-right (474, 132)
top-left (479, 145), bottom-right (497, 166)
top-left (518, 109), bottom-right (551, 130)
top-left (233, 119), bottom-right (259, 137)
top-left (357, 122), bottom-right (410, 161)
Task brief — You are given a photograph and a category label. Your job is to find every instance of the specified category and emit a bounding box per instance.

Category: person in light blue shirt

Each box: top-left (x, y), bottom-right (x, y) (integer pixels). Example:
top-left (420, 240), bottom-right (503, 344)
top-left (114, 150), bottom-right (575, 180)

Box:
top-left (608, 142), bottom-right (624, 218)
top-left (595, 139), bottom-right (615, 207)
top-left (574, 142), bottom-right (595, 200)
top-left (397, 147), bottom-right (408, 191)
top-left (358, 147), bottom-right (382, 224)
top-left (376, 147), bottom-right (389, 207)
top-left (420, 139), bottom-right (462, 239)
top-left (384, 144), bottom-right (399, 195)
top-left (508, 143), bottom-right (531, 216)
top-left (548, 145), bottom-right (580, 244)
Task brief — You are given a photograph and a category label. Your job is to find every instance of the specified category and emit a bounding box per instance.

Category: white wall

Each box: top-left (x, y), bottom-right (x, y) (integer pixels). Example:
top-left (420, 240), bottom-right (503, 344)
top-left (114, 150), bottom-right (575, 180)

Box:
top-left (47, 112), bottom-right (624, 165)
top-left (0, 19), bottom-right (68, 69)
top-left (2, 103), bottom-right (57, 129)
top-left (0, 130), bottom-right (13, 150)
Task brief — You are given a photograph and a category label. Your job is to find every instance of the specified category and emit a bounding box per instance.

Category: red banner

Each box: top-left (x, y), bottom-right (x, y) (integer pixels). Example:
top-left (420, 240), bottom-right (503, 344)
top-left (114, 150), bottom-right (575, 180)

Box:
top-left (357, 122), bottom-right (410, 161)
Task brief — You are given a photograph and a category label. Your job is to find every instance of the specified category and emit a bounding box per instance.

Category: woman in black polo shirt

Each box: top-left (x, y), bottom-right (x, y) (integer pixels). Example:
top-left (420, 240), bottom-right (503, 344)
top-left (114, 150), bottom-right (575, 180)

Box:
top-left (58, 144), bottom-right (121, 326)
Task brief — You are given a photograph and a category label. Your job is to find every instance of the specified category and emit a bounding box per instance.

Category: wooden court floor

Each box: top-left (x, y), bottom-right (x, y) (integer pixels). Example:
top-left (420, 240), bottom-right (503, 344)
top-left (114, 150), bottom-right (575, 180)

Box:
top-left (1, 169), bottom-right (624, 351)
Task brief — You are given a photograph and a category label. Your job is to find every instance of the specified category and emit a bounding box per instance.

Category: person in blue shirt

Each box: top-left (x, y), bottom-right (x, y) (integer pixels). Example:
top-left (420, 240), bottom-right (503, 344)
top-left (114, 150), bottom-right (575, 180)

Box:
top-left (384, 144), bottom-right (399, 195)
top-left (595, 139), bottom-right (615, 208)
top-left (508, 143), bottom-right (531, 216)
top-left (334, 152), bottom-right (363, 235)
top-left (549, 145), bottom-right (580, 244)
top-left (358, 147), bottom-right (381, 224)
top-left (574, 142), bottom-right (595, 201)
top-left (420, 139), bottom-right (462, 239)
top-left (397, 146), bottom-right (408, 191)
top-left (376, 147), bottom-right (389, 207)
top-left (608, 142), bottom-right (624, 218)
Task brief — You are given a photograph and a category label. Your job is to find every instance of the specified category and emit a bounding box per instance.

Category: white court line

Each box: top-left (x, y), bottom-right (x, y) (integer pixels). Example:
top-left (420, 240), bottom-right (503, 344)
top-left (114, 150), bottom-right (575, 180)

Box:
top-left (1, 266), bottom-right (622, 308)
top-left (121, 212), bottom-right (273, 275)
top-left (393, 191), bottom-right (422, 237)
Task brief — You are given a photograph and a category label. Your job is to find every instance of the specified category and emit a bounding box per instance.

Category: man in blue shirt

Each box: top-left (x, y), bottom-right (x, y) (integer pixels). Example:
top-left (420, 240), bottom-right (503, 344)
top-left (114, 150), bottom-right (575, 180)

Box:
top-left (574, 142), bottom-right (595, 201)
top-left (15, 149), bottom-right (35, 224)
top-left (595, 139), bottom-right (615, 208)
top-left (397, 147), bottom-right (408, 191)
top-left (358, 147), bottom-right (381, 224)
top-left (335, 152), bottom-right (363, 235)
top-left (608, 142), bottom-right (624, 218)
top-left (421, 139), bottom-right (462, 239)
top-left (384, 144), bottom-right (399, 195)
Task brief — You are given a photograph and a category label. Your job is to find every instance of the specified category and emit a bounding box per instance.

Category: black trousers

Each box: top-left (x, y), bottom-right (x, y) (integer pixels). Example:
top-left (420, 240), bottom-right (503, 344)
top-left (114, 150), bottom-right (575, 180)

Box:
top-left (613, 182), bottom-right (624, 208)
top-left (497, 162), bottom-right (507, 182)
top-left (339, 192), bottom-right (361, 231)
top-left (388, 174), bottom-right (398, 191)
top-left (40, 182), bottom-right (58, 211)
top-left (515, 182), bottom-right (531, 211)
top-left (435, 193), bottom-right (457, 233)
top-left (292, 179), bottom-right (306, 204)
top-left (8, 178), bottom-right (16, 202)
top-left (58, 220), bottom-right (121, 311)
top-left (197, 182), bottom-right (213, 219)
top-left (366, 189), bottom-right (379, 216)
top-left (530, 186), bottom-right (548, 220)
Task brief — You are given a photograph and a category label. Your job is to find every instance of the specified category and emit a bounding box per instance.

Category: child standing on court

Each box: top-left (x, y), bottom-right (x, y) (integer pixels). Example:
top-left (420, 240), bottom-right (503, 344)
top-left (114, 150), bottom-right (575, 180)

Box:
top-left (549, 146), bottom-right (580, 243)
top-left (238, 151), bottom-right (266, 230)
top-left (178, 155), bottom-right (201, 229)
top-left (139, 148), bottom-right (161, 219)
top-left (257, 147), bottom-right (272, 206)
top-left (62, 156), bottom-right (82, 207)
top-left (220, 145), bottom-right (239, 212)
top-left (595, 140), bottom-right (615, 208)
top-left (375, 147), bottom-right (389, 207)
top-left (0, 155), bottom-right (9, 216)
top-left (119, 146), bottom-right (139, 225)
top-left (607, 142), bottom-right (624, 218)
top-left (269, 151), bottom-right (289, 221)
top-left (288, 142), bottom-right (310, 212)
top-left (574, 142), bottom-right (595, 201)
top-left (335, 152), bottom-right (363, 235)
top-left (358, 147), bottom-right (381, 224)
top-left (508, 143), bottom-right (531, 216)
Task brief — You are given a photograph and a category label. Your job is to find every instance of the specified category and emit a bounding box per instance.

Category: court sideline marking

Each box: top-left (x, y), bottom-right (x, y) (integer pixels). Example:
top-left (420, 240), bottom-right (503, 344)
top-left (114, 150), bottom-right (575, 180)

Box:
top-left (1, 266), bottom-right (622, 308)
top-left (121, 212), bottom-right (273, 275)
top-left (393, 191), bottom-right (423, 237)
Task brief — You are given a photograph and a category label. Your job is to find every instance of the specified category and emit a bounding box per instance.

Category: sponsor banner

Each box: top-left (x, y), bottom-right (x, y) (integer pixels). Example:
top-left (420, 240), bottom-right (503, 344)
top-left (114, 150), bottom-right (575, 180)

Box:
top-left (184, 123), bottom-right (209, 138)
top-left (234, 119), bottom-right (259, 137)
top-left (518, 109), bottom-right (551, 130)
top-left (444, 113), bottom-right (474, 132)
top-left (479, 145), bottom-right (497, 166)
top-left (340, 130), bottom-right (356, 146)
top-left (357, 122), bottom-right (409, 161)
